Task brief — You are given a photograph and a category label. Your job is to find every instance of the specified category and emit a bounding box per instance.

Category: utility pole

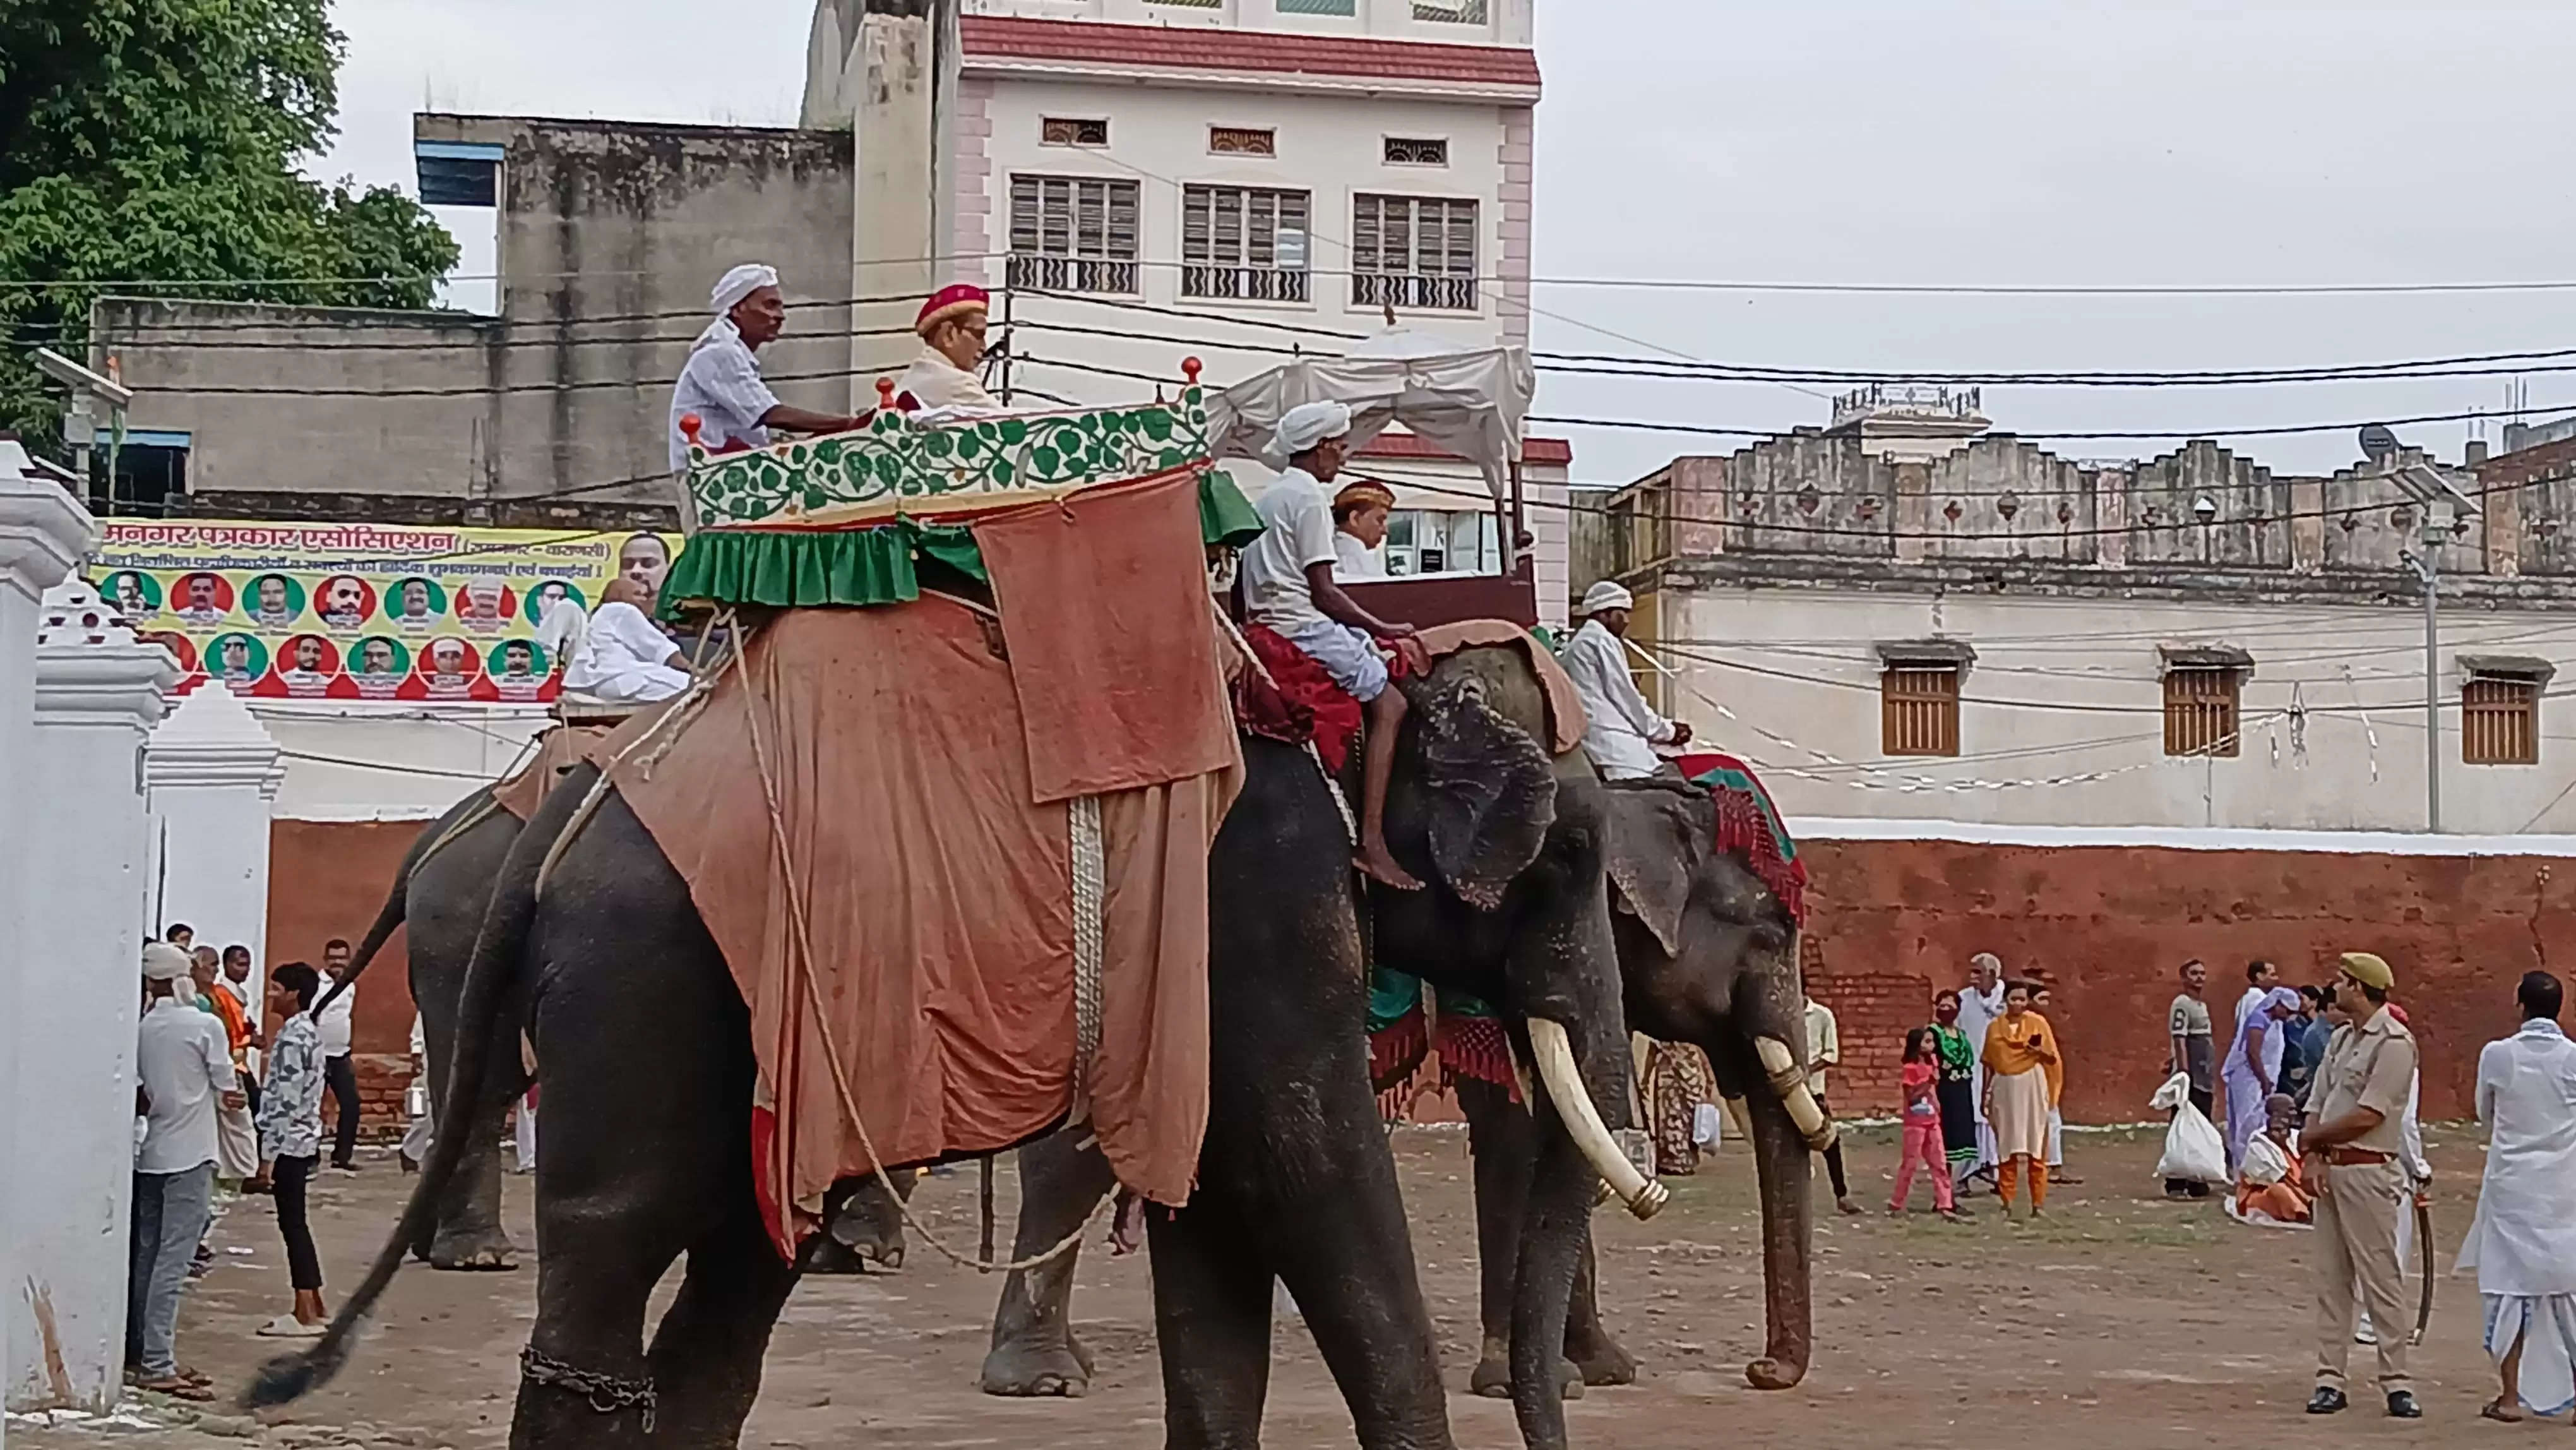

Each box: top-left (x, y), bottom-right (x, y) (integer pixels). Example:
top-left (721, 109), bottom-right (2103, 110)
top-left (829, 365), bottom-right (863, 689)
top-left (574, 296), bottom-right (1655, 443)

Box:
top-left (2387, 460), bottom-right (2479, 834)
top-left (35, 348), bottom-right (132, 511)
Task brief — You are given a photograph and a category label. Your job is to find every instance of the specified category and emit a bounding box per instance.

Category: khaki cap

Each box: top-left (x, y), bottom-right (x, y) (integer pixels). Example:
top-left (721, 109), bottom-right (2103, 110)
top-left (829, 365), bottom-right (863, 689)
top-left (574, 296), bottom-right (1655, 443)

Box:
top-left (2337, 951), bottom-right (2395, 991)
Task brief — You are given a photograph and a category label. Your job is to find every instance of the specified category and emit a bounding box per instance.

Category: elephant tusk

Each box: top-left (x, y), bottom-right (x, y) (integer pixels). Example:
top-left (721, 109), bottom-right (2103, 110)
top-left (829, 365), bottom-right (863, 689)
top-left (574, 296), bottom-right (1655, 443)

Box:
top-left (1752, 1036), bottom-right (1840, 1153)
top-left (1528, 1019), bottom-right (1669, 1220)
top-left (1721, 1094), bottom-right (1752, 1146)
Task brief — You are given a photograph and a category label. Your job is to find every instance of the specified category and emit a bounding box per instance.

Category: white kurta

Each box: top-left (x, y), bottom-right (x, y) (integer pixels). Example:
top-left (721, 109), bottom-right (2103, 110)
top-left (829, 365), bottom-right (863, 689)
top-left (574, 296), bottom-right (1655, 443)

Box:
top-left (669, 327), bottom-right (780, 469)
top-left (1957, 981), bottom-right (2005, 1165)
top-left (896, 347), bottom-right (1003, 416)
top-left (1557, 618), bottom-right (1678, 780)
top-left (564, 601), bottom-right (690, 704)
top-left (1333, 530), bottom-right (1386, 579)
top-left (2456, 1019), bottom-right (2576, 1415)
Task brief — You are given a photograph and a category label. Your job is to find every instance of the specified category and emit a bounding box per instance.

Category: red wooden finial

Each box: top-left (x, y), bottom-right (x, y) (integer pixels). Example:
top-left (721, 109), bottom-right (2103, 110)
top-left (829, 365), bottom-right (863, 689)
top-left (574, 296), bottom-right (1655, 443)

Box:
top-left (1182, 357), bottom-right (1203, 385)
top-left (877, 376), bottom-right (897, 409)
top-left (679, 413), bottom-right (703, 446)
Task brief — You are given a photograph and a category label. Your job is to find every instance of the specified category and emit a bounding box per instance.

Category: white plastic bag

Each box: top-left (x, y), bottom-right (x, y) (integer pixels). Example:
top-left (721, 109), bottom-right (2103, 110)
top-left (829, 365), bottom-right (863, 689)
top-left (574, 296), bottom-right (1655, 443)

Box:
top-left (2150, 1072), bottom-right (2229, 1185)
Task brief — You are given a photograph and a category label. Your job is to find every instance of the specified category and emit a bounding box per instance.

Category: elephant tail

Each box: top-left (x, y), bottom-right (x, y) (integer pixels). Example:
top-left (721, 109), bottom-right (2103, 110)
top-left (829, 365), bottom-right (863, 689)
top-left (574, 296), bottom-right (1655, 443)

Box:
top-left (244, 776), bottom-right (566, 1409)
top-left (310, 788), bottom-right (501, 1020)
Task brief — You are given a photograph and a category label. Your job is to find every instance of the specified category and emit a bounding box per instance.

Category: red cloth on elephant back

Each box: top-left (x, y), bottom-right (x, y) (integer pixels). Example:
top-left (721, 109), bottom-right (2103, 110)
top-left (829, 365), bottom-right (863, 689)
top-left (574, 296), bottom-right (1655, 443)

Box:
top-left (1242, 624), bottom-right (1365, 774)
top-left (1238, 617), bottom-right (1587, 776)
top-left (491, 724), bottom-right (611, 820)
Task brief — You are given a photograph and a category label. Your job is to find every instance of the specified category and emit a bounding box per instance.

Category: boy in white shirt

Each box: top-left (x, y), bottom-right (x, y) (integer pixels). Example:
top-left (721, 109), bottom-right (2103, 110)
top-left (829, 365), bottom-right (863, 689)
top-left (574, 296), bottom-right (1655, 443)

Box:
top-left (1241, 401), bottom-right (1424, 888)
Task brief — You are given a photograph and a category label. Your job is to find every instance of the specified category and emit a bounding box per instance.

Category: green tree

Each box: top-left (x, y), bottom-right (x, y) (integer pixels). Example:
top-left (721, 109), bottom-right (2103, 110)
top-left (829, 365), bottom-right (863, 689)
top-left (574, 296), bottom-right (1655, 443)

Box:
top-left (0, 0), bottom-right (458, 458)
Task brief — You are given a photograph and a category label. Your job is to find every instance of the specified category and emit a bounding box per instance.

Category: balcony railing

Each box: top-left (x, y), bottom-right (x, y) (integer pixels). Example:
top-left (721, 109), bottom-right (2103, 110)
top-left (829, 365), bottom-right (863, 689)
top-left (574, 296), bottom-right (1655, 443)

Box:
top-left (1183, 265), bottom-right (1310, 304)
top-left (1006, 253), bottom-right (1138, 296)
top-left (1353, 271), bottom-right (1478, 312)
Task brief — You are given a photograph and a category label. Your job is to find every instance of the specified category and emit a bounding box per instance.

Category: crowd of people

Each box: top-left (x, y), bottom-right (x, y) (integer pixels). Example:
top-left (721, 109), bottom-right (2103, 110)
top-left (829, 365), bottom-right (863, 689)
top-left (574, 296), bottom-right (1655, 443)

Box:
top-left (125, 926), bottom-right (363, 1399)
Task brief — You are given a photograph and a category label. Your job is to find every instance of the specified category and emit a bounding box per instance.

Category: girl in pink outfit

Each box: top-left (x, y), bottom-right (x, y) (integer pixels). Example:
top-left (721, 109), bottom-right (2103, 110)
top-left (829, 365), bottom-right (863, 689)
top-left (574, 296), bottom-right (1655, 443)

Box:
top-left (1891, 1026), bottom-right (1963, 1219)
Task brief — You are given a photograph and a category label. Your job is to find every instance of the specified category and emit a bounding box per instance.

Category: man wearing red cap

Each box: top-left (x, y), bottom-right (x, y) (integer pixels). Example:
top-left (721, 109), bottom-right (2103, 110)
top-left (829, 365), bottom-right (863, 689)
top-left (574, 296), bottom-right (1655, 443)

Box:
top-left (897, 283), bottom-right (1003, 414)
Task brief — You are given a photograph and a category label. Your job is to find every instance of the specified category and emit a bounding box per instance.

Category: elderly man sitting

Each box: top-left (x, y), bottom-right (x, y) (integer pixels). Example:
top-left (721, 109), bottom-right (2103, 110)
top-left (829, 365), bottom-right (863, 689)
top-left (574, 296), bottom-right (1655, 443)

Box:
top-left (669, 263), bottom-right (869, 469)
top-left (1243, 400), bottom-right (1425, 888)
top-left (2233, 1092), bottom-right (2313, 1225)
top-left (896, 284), bottom-right (1003, 416)
top-left (1558, 580), bottom-right (1690, 779)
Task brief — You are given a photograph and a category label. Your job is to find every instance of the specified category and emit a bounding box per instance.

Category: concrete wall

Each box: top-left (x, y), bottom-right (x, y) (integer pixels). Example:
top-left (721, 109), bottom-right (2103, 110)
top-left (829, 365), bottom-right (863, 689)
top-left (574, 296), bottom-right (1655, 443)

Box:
top-left (1655, 587), bottom-right (2576, 834)
top-left (1793, 824), bottom-right (2570, 1126)
top-left (961, 0), bottom-right (1532, 47)
top-left (267, 818), bottom-right (424, 1133)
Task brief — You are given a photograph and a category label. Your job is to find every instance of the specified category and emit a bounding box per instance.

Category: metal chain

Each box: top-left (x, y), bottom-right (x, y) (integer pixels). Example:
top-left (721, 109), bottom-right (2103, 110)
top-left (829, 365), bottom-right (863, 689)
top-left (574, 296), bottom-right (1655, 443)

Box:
top-left (520, 1347), bottom-right (658, 1433)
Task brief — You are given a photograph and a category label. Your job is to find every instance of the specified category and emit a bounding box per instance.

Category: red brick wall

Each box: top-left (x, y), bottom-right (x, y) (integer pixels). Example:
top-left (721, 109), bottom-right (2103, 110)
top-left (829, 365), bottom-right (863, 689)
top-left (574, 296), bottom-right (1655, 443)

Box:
top-left (269, 818), bottom-right (424, 1133)
top-left (1797, 837), bottom-right (2567, 1123)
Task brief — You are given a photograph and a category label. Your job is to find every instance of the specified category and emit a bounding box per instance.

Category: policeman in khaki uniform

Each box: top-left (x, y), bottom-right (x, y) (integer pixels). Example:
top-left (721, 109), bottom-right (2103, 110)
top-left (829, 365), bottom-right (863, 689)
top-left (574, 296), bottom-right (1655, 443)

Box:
top-left (2301, 950), bottom-right (2423, 1419)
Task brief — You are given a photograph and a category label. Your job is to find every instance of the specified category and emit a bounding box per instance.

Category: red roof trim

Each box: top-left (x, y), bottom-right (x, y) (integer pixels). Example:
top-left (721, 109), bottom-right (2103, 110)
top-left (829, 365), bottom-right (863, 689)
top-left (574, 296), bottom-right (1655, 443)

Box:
top-left (960, 16), bottom-right (1541, 93)
top-left (1359, 432), bottom-right (1572, 467)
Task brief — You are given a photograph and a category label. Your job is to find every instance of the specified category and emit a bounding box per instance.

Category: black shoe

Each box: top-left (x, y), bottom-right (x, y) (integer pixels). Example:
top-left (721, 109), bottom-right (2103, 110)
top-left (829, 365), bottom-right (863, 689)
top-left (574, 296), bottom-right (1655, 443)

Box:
top-left (2306, 1387), bottom-right (2347, 1415)
top-left (2386, 1391), bottom-right (2421, 1419)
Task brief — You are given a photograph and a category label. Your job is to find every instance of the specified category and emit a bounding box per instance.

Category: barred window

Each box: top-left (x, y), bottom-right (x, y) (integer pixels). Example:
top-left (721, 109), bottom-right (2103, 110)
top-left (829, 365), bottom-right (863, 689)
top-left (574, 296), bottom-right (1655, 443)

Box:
top-left (1384, 509), bottom-right (1498, 576)
top-left (2464, 674), bottom-right (2541, 765)
top-left (1385, 136), bottom-right (1449, 166)
top-left (1352, 195), bottom-right (1478, 312)
top-left (1881, 664), bottom-right (1961, 757)
top-left (2162, 667), bottom-right (2243, 757)
top-left (1413, 0), bottom-right (1488, 18)
top-left (1040, 117), bottom-right (1108, 147)
top-left (1210, 126), bottom-right (1277, 157)
top-left (1006, 176), bottom-right (1140, 296)
top-left (1181, 185), bottom-right (1311, 303)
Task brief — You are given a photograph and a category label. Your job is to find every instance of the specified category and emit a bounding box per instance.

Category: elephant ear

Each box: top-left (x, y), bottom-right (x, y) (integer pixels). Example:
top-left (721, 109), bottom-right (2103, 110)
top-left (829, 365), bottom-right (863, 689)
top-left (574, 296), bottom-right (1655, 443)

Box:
top-left (1412, 672), bottom-right (1556, 911)
top-left (1602, 784), bottom-right (1703, 958)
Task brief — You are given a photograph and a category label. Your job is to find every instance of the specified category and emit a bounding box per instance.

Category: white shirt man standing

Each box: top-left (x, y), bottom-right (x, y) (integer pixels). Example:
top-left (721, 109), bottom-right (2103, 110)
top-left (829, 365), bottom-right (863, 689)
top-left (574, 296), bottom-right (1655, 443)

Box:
top-left (1558, 580), bottom-right (1689, 780)
top-left (2456, 970), bottom-right (2576, 1421)
top-left (1957, 952), bottom-right (2008, 1183)
top-left (317, 938), bottom-right (361, 1173)
top-left (1803, 991), bottom-right (1861, 1216)
top-left (132, 943), bottom-right (237, 1398)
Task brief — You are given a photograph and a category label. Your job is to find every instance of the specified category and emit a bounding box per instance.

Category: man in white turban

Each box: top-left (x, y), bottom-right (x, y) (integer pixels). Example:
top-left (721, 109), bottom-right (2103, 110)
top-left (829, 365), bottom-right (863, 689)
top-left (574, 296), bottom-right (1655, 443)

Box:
top-left (1241, 399), bottom-right (1426, 888)
top-left (668, 263), bottom-right (868, 470)
top-left (1558, 578), bottom-right (1690, 779)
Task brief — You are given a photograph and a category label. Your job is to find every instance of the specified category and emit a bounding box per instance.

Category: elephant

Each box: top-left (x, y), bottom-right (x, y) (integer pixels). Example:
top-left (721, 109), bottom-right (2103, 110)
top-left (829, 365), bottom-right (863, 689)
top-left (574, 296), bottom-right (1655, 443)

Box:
top-left (249, 639), bottom-right (1645, 1450)
top-left (323, 782), bottom-right (913, 1276)
top-left (987, 771), bottom-right (1834, 1405)
top-left (986, 644), bottom-right (1657, 1450)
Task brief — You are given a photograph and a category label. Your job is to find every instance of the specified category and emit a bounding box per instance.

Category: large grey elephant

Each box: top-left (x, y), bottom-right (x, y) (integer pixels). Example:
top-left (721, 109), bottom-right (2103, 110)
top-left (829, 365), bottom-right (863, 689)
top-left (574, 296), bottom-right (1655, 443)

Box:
top-left (987, 773), bottom-right (1832, 1405)
top-left (250, 642), bottom-right (1643, 1450)
top-left (323, 783), bottom-right (914, 1275)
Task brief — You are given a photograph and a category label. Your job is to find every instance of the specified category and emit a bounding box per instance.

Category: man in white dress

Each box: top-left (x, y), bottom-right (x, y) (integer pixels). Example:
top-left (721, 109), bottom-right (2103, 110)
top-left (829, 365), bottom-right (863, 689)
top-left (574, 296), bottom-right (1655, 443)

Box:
top-left (1558, 580), bottom-right (1690, 781)
top-left (1331, 480), bottom-right (1393, 579)
top-left (1241, 400), bottom-right (1425, 889)
top-left (669, 263), bottom-right (868, 470)
top-left (1956, 952), bottom-right (2008, 1189)
top-left (563, 577), bottom-right (691, 704)
top-left (2457, 970), bottom-right (2576, 1422)
top-left (895, 284), bottom-right (1004, 415)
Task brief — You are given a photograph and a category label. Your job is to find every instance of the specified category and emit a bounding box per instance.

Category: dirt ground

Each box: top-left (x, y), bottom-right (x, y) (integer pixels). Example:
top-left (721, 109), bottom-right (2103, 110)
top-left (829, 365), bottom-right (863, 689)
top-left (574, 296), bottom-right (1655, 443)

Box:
top-left (11, 1122), bottom-right (2532, 1449)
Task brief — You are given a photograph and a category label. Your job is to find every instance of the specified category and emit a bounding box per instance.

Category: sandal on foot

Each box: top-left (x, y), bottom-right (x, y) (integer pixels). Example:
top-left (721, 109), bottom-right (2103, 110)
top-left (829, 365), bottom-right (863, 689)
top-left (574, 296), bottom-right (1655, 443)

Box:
top-left (2479, 1398), bottom-right (2524, 1423)
top-left (135, 1375), bottom-right (213, 1402)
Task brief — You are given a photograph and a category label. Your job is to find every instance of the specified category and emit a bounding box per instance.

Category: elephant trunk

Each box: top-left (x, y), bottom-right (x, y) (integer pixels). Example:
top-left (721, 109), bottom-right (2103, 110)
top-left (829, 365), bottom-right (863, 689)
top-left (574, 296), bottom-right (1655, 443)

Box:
top-left (1527, 1018), bottom-right (1666, 1220)
top-left (1752, 1035), bottom-right (1838, 1152)
top-left (1738, 1072), bottom-right (1813, 1390)
top-left (1507, 1087), bottom-right (1594, 1450)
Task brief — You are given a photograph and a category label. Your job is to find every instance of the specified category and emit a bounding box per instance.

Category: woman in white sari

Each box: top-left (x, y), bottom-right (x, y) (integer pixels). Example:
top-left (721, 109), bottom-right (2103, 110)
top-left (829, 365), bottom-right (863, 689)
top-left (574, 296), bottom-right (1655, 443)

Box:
top-left (2222, 984), bottom-right (2298, 1172)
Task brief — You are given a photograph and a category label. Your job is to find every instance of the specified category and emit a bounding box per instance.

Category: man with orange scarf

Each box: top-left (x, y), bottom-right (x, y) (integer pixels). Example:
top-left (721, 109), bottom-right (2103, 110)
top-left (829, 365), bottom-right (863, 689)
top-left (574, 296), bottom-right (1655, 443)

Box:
top-left (1981, 980), bottom-right (2063, 1218)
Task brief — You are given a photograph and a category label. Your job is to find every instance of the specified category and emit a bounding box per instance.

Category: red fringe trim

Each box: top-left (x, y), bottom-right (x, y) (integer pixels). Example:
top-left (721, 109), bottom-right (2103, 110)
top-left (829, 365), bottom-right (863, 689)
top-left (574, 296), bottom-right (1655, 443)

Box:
top-left (1369, 1009), bottom-right (1429, 1096)
top-left (1708, 777), bottom-right (1808, 929)
top-left (1435, 1014), bottom-right (1520, 1103)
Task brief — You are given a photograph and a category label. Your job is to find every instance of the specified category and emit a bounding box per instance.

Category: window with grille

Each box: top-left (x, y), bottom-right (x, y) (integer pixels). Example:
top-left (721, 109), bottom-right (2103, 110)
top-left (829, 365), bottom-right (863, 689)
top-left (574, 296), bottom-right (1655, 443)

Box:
top-left (1881, 664), bottom-right (1961, 757)
top-left (1352, 195), bottom-right (1478, 311)
top-left (1006, 175), bottom-right (1140, 296)
top-left (2162, 668), bottom-right (2243, 757)
top-left (1383, 509), bottom-right (1499, 577)
top-left (1210, 127), bottom-right (1276, 157)
top-left (2464, 674), bottom-right (2541, 765)
top-left (1385, 136), bottom-right (1449, 166)
top-left (1278, 0), bottom-right (1356, 13)
top-left (1041, 117), bottom-right (1108, 147)
top-left (1181, 185), bottom-right (1311, 303)
top-left (1412, 0), bottom-right (1489, 20)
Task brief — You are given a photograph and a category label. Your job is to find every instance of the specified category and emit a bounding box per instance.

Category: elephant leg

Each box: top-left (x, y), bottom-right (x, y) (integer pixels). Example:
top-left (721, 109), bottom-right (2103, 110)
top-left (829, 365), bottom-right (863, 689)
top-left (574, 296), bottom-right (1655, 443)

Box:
top-left (1458, 1077), bottom-right (1580, 1402)
top-left (644, 1207), bottom-right (800, 1448)
top-left (510, 1201), bottom-right (680, 1450)
top-left (1266, 1139), bottom-right (1455, 1449)
top-left (981, 1130), bottom-right (1116, 1397)
top-left (1148, 1187), bottom-right (1275, 1450)
top-left (1563, 1229), bottom-right (1636, 1386)
top-left (429, 1101), bottom-right (520, 1270)
top-left (1727, 1040), bottom-right (1813, 1390)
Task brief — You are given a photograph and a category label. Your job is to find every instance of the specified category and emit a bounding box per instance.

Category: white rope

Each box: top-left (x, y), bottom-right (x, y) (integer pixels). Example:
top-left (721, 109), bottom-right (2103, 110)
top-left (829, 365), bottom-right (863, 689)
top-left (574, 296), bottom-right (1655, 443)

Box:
top-left (1067, 794), bottom-right (1106, 1115)
top-left (724, 613), bottom-right (1109, 1275)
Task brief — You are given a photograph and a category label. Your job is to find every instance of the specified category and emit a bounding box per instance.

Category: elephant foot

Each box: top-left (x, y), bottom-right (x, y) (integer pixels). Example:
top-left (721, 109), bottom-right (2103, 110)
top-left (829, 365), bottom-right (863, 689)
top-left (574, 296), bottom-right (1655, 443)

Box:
top-left (427, 1226), bottom-right (520, 1272)
top-left (979, 1333), bottom-right (1094, 1398)
top-left (1566, 1331), bottom-right (1638, 1387)
top-left (1469, 1345), bottom-right (1582, 1401)
top-left (1744, 1355), bottom-right (1808, 1391)
top-left (796, 1235), bottom-right (874, 1276)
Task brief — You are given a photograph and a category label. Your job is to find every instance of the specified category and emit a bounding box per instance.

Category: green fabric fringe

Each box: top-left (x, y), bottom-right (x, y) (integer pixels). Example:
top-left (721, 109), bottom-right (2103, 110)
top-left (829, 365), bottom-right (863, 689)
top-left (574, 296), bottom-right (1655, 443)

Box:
top-left (664, 470), bottom-right (1263, 614)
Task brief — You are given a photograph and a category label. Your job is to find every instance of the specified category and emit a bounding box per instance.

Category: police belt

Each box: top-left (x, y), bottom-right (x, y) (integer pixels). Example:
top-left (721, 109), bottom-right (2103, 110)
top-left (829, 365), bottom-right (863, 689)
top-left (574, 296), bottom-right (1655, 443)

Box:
top-left (2323, 1147), bottom-right (2391, 1167)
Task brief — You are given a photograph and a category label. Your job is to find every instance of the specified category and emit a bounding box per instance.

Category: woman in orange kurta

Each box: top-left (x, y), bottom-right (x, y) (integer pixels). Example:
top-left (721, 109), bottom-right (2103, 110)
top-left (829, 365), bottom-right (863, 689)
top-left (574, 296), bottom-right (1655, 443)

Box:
top-left (1981, 981), bottom-right (2064, 1216)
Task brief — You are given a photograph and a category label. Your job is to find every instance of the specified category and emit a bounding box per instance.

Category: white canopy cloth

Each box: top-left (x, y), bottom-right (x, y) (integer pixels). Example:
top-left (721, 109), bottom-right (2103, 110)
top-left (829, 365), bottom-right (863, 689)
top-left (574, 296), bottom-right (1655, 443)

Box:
top-left (1203, 332), bottom-right (1537, 501)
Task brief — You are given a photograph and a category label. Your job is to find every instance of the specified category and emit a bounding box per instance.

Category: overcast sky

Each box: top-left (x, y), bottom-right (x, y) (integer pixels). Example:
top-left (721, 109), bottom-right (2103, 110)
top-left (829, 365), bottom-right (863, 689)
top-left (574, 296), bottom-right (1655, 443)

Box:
top-left (313, 0), bottom-right (2576, 484)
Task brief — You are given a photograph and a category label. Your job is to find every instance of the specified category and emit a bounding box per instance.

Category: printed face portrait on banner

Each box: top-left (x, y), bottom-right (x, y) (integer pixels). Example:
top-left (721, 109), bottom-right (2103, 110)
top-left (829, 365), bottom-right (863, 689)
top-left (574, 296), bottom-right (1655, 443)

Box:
top-left (92, 520), bottom-right (637, 704)
top-left (318, 574), bottom-right (374, 627)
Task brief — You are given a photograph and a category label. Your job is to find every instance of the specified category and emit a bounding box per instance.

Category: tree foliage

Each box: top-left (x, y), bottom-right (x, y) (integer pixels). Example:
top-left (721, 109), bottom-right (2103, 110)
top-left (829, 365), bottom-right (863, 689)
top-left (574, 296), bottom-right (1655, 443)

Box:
top-left (0, 0), bottom-right (458, 453)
